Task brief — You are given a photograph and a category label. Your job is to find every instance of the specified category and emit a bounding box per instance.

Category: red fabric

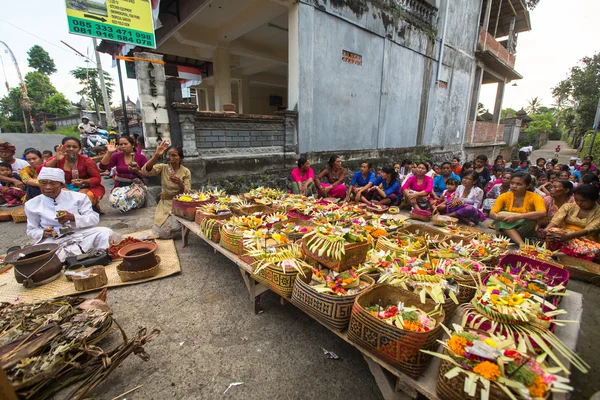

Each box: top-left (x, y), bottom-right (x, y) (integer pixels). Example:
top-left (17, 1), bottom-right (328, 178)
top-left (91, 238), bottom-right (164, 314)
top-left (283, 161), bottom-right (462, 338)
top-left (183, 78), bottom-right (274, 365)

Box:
top-left (40, 155), bottom-right (105, 200)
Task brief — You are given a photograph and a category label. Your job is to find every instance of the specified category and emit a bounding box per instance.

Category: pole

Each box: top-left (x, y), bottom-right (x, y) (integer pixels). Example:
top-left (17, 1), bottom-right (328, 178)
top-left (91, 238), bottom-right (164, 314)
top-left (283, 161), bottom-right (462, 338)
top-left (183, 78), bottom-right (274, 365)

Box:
top-left (0, 40), bottom-right (34, 132)
top-left (590, 96), bottom-right (600, 156)
top-left (92, 38), bottom-right (112, 128)
top-left (116, 58), bottom-right (130, 136)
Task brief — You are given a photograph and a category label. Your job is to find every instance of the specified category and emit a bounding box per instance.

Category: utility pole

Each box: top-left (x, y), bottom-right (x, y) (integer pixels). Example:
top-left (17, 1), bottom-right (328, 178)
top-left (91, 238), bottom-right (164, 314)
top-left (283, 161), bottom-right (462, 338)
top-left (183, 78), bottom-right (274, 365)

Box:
top-left (0, 40), bottom-right (34, 132)
top-left (92, 38), bottom-right (112, 128)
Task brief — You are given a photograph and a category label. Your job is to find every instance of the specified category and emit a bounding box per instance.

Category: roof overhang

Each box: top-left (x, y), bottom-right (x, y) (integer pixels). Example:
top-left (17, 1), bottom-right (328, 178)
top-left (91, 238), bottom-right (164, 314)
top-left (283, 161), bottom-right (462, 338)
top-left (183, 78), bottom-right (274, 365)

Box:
top-left (478, 50), bottom-right (523, 82)
top-left (489, 0), bottom-right (531, 37)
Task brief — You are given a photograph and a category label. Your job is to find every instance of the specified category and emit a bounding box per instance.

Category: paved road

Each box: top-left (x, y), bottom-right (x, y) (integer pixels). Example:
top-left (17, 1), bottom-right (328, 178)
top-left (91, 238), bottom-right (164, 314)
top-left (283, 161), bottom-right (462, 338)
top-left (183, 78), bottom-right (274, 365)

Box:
top-left (0, 133), bottom-right (67, 156)
top-left (529, 139), bottom-right (578, 165)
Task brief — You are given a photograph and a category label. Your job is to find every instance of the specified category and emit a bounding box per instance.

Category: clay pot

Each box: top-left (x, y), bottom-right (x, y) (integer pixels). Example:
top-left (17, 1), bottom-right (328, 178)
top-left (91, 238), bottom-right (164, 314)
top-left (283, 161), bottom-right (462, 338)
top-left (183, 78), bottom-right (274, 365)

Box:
top-left (117, 242), bottom-right (158, 272)
top-left (6, 243), bottom-right (63, 287)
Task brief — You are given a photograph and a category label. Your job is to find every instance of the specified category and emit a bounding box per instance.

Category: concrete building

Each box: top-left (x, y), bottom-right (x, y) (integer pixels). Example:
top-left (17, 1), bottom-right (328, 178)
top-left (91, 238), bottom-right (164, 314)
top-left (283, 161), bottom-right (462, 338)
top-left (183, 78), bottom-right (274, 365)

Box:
top-left (104, 0), bottom-right (531, 182)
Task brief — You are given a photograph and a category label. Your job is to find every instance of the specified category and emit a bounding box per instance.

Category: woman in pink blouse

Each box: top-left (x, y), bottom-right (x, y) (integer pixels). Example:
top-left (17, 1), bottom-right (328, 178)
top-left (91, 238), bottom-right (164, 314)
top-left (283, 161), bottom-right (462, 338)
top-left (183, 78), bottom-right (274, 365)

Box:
top-left (401, 162), bottom-right (433, 210)
top-left (291, 157), bottom-right (315, 195)
top-left (99, 135), bottom-right (148, 189)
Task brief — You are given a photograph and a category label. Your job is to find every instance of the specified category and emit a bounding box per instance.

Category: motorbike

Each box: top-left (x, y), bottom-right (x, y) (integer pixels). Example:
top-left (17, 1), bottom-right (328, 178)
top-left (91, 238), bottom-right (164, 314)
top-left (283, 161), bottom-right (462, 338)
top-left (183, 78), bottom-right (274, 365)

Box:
top-left (81, 127), bottom-right (109, 158)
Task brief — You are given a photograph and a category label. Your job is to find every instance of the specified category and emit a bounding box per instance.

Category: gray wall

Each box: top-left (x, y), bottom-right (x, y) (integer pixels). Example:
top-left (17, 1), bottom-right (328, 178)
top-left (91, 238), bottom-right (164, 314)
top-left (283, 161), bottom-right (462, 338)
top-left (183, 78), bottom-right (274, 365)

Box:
top-left (297, 0), bottom-right (480, 154)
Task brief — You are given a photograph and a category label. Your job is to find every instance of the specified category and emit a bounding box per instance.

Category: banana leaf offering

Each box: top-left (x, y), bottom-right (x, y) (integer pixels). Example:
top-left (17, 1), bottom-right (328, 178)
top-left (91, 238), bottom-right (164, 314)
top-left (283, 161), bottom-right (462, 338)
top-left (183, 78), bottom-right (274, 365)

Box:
top-left (303, 225), bottom-right (368, 261)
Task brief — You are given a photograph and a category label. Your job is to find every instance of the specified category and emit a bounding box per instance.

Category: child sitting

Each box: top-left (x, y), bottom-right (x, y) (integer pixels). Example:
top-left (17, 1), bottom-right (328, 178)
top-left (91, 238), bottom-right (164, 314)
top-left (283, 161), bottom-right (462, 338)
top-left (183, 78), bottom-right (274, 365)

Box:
top-left (0, 162), bottom-right (26, 206)
top-left (432, 178), bottom-right (458, 214)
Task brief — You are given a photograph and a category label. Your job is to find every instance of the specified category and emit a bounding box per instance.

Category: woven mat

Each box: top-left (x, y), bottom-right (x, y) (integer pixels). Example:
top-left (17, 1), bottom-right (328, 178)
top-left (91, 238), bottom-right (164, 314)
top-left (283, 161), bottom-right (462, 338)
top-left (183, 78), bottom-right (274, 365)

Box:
top-left (0, 230), bottom-right (181, 303)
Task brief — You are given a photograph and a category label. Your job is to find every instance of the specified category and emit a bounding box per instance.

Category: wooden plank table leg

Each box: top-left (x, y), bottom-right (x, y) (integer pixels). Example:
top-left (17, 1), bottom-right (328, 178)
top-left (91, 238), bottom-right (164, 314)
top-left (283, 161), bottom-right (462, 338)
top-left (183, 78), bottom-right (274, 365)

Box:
top-left (364, 356), bottom-right (413, 400)
top-left (181, 224), bottom-right (190, 248)
top-left (239, 267), bottom-right (264, 314)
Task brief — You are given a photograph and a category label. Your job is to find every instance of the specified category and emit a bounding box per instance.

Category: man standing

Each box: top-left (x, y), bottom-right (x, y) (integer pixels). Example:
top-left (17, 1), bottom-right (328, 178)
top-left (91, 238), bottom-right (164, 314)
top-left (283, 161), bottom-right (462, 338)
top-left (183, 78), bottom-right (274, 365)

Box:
top-left (24, 167), bottom-right (115, 261)
top-left (77, 117), bottom-right (96, 134)
top-left (569, 157), bottom-right (578, 172)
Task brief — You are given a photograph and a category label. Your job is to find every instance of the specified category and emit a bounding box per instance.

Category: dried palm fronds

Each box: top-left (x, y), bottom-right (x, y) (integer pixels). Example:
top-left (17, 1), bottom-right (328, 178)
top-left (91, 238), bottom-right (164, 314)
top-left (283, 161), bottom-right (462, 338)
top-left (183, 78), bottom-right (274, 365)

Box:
top-left (0, 290), bottom-right (160, 400)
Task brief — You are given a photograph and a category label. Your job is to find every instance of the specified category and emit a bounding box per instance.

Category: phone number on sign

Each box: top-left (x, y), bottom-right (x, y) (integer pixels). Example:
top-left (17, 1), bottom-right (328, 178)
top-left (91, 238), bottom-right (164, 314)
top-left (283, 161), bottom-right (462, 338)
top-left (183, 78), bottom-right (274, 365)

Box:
top-left (71, 21), bottom-right (153, 46)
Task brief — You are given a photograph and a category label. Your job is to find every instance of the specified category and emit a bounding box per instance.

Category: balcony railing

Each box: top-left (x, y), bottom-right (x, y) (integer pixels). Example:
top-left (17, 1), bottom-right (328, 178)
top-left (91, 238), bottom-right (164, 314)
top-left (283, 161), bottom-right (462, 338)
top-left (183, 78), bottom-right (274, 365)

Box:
top-left (478, 28), bottom-right (515, 69)
top-left (392, 0), bottom-right (437, 29)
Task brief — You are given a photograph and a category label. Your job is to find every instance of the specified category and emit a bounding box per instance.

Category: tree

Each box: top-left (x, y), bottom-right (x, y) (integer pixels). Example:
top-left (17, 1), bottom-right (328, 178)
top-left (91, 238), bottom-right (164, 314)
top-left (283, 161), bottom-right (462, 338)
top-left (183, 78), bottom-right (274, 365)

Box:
top-left (526, 96), bottom-right (543, 115)
top-left (24, 72), bottom-right (57, 107)
top-left (526, 0), bottom-right (541, 9)
top-left (70, 67), bottom-right (114, 117)
top-left (27, 45), bottom-right (57, 75)
top-left (42, 93), bottom-right (72, 117)
top-left (501, 107), bottom-right (517, 120)
top-left (552, 53), bottom-right (600, 139)
top-left (0, 87), bottom-right (25, 121)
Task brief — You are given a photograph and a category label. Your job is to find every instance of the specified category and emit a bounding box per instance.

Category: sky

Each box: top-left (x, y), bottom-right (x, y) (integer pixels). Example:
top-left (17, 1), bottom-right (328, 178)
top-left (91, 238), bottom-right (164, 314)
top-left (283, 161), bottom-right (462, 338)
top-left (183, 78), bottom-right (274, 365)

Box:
top-left (0, 0), bottom-right (140, 108)
top-left (479, 0), bottom-right (600, 111)
top-left (1, 0), bottom-right (599, 113)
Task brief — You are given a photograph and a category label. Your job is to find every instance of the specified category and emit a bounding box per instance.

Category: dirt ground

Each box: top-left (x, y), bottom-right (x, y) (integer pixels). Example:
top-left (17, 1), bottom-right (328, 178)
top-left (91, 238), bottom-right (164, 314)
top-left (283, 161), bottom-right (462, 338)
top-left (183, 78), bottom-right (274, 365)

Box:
top-left (1, 141), bottom-right (598, 399)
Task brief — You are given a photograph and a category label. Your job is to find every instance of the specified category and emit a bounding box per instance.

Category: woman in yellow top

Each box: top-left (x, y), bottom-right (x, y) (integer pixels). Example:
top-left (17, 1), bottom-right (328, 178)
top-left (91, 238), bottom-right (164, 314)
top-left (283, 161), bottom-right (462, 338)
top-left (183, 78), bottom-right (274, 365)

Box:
top-left (489, 172), bottom-right (546, 245)
top-left (138, 140), bottom-right (191, 239)
top-left (545, 184), bottom-right (600, 243)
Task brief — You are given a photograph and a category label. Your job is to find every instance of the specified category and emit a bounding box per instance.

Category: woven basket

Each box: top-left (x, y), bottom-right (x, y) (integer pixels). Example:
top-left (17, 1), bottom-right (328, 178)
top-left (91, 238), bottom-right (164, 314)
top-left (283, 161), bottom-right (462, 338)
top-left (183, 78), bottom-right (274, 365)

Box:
top-left (397, 224), bottom-right (450, 244)
top-left (290, 275), bottom-right (375, 331)
top-left (252, 262), bottom-right (312, 299)
top-left (441, 296), bottom-right (459, 324)
top-left (432, 215), bottom-right (458, 227)
top-left (0, 209), bottom-right (13, 222)
top-left (301, 236), bottom-right (371, 273)
top-left (172, 199), bottom-right (212, 221)
top-left (198, 218), bottom-right (223, 243)
top-left (558, 255), bottom-right (600, 286)
top-left (455, 276), bottom-right (478, 304)
top-left (194, 209), bottom-right (232, 225)
top-left (116, 256), bottom-right (161, 282)
top-left (436, 348), bottom-right (509, 400)
top-left (232, 204), bottom-right (274, 216)
top-left (347, 284), bottom-right (444, 377)
top-left (470, 296), bottom-right (529, 325)
top-left (219, 226), bottom-right (245, 254)
top-left (375, 237), bottom-right (426, 258)
top-left (11, 208), bottom-right (27, 223)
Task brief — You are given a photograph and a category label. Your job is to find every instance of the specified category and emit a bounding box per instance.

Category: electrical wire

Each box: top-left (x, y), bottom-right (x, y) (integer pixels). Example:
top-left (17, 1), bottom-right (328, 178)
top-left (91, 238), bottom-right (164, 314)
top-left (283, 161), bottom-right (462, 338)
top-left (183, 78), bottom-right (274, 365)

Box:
top-left (0, 17), bottom-right (95, 64)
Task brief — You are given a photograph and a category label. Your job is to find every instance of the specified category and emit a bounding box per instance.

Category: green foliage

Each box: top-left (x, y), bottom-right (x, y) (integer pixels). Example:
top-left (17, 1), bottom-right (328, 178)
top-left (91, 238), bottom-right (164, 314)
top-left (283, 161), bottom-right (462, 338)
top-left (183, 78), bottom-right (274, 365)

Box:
top-left (0, 88), bottom-right (25, 121)
top-left (521, 112), bottom-right (555, 145)
top-left (44, 121), bottom-right (57, 131)
top-left (27, 45), bottom-right (57, 75)
top-left (579, 131), bottom-right (600, 161)
top-left (42, 93), bottom-right (72, 117)
top-left (53, 125), bottom-right (78, 136)
top-left (24, 71), bottom-right (57, 106)
top-left (70, 67), bottom-right (114, 113)
top-left (1, 120), bottom-right (26, 133)
top-left (526, 0), bottom-right (541, 9)
top-left (552, 53), bottom-right (600, 138)
top-left (501, 108), bottom-right (517, 120)
top-left (526, 96), bottom-right (543, 114)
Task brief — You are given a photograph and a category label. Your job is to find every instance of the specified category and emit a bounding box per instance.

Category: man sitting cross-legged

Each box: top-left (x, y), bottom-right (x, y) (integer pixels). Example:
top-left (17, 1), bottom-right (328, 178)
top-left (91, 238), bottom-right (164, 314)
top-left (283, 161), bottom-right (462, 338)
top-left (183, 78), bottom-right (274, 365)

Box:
top-left (24, 167), bottom-right (116, 261)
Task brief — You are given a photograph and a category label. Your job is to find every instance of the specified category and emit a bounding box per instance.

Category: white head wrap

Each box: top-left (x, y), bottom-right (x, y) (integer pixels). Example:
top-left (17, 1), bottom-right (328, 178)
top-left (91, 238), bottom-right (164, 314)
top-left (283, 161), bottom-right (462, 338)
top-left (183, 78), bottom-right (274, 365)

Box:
top-left (38, 167), bottom-right (66, 184)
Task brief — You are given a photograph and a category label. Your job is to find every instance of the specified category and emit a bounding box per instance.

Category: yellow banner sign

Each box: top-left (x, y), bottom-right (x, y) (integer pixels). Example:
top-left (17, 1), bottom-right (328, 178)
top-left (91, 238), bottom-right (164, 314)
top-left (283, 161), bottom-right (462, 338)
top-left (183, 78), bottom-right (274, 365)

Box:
top-left (66, 0), bottom-right (156, 48)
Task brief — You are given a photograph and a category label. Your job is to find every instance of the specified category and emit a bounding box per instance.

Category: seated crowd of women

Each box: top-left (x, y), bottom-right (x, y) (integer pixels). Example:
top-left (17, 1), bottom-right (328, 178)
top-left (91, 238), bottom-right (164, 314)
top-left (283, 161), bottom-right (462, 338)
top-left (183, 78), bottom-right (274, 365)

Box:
top-left (291, 153), bottom-right (600, 255)
top-left (0, 138), bottom-right (191, 240)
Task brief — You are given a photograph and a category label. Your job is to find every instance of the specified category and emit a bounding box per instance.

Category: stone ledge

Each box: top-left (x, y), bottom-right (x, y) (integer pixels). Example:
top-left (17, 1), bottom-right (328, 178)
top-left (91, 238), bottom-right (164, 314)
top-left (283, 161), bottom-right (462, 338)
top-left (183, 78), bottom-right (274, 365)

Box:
top-left (196, 111), bottom-right (285, 121)
top-left (464, 141), bottom-right (507, 148)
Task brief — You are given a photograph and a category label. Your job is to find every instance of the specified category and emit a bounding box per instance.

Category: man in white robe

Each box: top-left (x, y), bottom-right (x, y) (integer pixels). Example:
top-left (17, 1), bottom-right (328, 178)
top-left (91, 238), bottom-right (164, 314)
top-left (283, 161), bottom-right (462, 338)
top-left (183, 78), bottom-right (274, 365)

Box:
top-left (24, 167), bottom-right (115, 261)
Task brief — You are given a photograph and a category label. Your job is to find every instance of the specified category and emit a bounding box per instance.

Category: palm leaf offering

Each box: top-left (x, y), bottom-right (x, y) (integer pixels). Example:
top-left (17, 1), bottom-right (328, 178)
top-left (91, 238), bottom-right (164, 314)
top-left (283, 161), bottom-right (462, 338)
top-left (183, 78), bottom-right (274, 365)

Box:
top-left (303, 226), bottom-right (367, 261)
top-left (310, 266), bottom-right (371, 296)
top-left (249, 243), bottom-right (311, 277)
top-left (377, 256), bottom-right (459, 305)
top-left (0, 290), bottom-right (159, 399)
top-left (422, 324), bottom-right (573, 400)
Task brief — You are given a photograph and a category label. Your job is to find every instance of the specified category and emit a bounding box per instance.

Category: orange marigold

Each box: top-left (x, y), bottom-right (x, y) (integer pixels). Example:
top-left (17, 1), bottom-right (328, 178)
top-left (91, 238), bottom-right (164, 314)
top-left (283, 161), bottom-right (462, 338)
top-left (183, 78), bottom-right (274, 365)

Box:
top-left (447, 335), bottom-right (468, 357)
top-left (403, 320), bottom-right (423, 332)
top-left (529, 375), bottom-right (548, 398)
top-left (473, 361), bottom-right (501, 381)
